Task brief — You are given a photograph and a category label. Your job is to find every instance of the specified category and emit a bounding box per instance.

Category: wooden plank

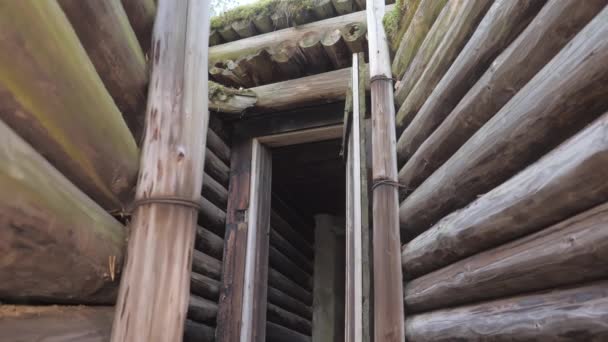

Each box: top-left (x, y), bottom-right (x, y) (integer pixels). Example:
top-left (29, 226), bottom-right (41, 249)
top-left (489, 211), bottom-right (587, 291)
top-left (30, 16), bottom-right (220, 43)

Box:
top-left (405, 201), bottom-right (608, 313)
top-left (58, 0), bottom-right (148, 141)
top-left (110, 2), bottom-right (210, 341)
top-left (405, 281), bottom-right (608, 341)
top-left (366, 0), bottom-right (405, 341)
top-left (397, 0), bottom-right (606, 191)
top-left (209, 5), bottom-right (394, 64)
top-left (402, 111), bottom-right (608, 278)
top-left (0, 120), bottom-right (125, 304)
top-left (0, 1), bottom-right (138, 211)
top-left (396, 0), bottom-right (545, 166)
top-left (399, 7), bottom-right (608, 240)
top-left (241, 139), bottom-right (273, 341)
top-left (120, 0), bottom-right (156, 52)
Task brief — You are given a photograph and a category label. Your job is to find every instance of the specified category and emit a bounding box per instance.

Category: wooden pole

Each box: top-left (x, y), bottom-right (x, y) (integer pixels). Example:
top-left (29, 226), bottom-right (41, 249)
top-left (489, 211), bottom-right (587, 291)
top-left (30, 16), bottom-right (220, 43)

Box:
top-left (110, 1), bottom-right (210, 341)
top-left (120, 0), bottom-right (156, 52)
top-left (366, 0), bottom-right (405, 341)
top-left (399, 7), bottom-right (608, 240)
top-left (397, 0), bottom-right (606, 190)
top-left (0, 1), bottom-right (138, 211)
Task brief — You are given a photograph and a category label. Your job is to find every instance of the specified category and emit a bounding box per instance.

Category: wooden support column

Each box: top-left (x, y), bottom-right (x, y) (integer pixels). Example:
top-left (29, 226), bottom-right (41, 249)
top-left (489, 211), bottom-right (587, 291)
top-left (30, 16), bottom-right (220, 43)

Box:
top-left (110, 2), bottom-right (210, 341)
top-left (366, 1), bottom-right (405, 340)
top-left (217, 139), bottom-right (273, 341)
top-left (312, 214), bottom-right (346, 342)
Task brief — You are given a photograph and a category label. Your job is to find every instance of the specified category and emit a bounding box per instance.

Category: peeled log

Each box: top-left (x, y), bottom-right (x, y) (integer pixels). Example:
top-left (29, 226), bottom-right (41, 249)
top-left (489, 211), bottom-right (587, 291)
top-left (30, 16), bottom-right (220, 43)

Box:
top-left (394, 0), bottom-right (493, 132)
top-left (267, 322), bottom-right (312, 342)
top-left (202, 172), bottom-right (228, 208)
top-left (199, 196), bottom-right (227, 237)
top-left (332, 0), bottom-right (355, 15)
top-left (396, 0), bottom-right (544, 166)
top-left (270, 246), bottom-right (313, 291)
top-left (402, 111), bottom-right (608, 278)
top-left (272, 40), bottom-right (307, 81)
top-left (299, 32), bottom-right (332, 74)
top-left (232, 19), bottom-right (258, 38)
top-left (391, 0), bottom-right (447, 79)
top-left (207, 128), bottom-right (231, 165)
top-left (191, 272), bottom-right (220, 301)
top-left (0, 120), bottom-right (125, 304)
top-left (269, 268), bottom-right (313, 306)
top-left (0, 1), bottom-right (138, 211)
top-left (205, 148), bottom-right (230, 186)
top-left (59, 0), bottom-right (148, 141)
top-left (388, 0), bottom-right (420, 53)
top-left (121, 0), bottom-right (156, 52)
top-left (405, 201), bottom-right (608, 313)
top-left (341, 22), bottom-right (368, 54)
top-left (188, 295), bottom-right (218, 325)
top-left (208, 80), bottom-right (257, 115)
top-left (267, 303), bottom-right (312, 336)
top-left (322, 29), bottom-right (351, 69)
top-left (405, 282), bottom-right (608, 341)
top-left (195, 225), bottom-right (224, 260)
top-left (313, 0), bottom-right (337, 20)
top-left (399, 9), bottom-right (608, 240)
top-left (397, 0), bottom-right (606, 191)
top-left (192, 250), bottom-right (222, 280)
top-left (268, 286), bottom-right (313, 321)
top-left (243, 49), bottom-right (277, 86)
top-left (270, 228), bottom-right (314, 274)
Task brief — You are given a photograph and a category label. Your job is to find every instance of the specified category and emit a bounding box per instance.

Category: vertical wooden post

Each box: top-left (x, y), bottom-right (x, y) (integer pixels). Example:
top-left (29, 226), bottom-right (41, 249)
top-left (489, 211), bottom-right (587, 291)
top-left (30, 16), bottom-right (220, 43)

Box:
top-left (217, 139), bottom-right (272, 342)
top-left (110, 2), bottom-right (210, 341)
top-left (366, 0), bottom-right (405, 341)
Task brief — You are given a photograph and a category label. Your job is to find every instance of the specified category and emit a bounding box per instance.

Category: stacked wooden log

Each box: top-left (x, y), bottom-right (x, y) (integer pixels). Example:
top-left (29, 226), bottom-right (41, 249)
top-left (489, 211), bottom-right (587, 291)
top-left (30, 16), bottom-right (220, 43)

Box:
top-left (394, 2), bottom-right (608, 341)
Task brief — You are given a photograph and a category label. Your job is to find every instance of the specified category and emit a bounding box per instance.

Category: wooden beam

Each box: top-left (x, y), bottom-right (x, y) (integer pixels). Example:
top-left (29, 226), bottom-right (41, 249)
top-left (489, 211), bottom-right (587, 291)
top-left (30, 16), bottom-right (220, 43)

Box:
top-left (270, 228), bottom-right (314, 274)
top-left (202, 172), bottom-right (228, 208)
top-left (267, 322), bottom-right (312, 342)
top-left (209, 5), bottom-right (394, 64)
top-left (58, 0), bottom-right (148, 141)
top-left (396, 0), bottom-right (544, 166)
top-left (195, 225), bottom-right (224, 260)
top-left (268, 286), bottom-right (313, 321)
top-left (269, 268), bottom-right (314, 306)
top-left (191, 272), bottom-right (221, 301)
top-left (399, 8), bottom-right (608, 240)
top-left (0, 1), bottom-right (138, 211)
top-left (397, 0), bottom-right (606, 191)
top-left (366, 1), bottom-right (404, 341)
top-left (110, 2), bottom-right (210, 341)
top-left (387, 0), bottom-right (420, 53)
top-left (0, 120), bottom-right (125, 304)
top-left (267, 303), bottom-right (312, 336)
top-left (270, 246), bottom-right (313, 291)
top-left (192, 250), bottom-right (221, 280)
top-left (120, 0), bottom-right (156, 52)
top-left (402, 111), bottom-right (608, 278)
top-left (258, 125), bottom-right (343, 148)
top-left (405, 282), bottom-right (608, 341)
top-left (207, 128), bottom-right (231, 165)
top-left (205, 147), bottom-right (230, 187)
top-left (209, 81), bottom-right (257, 115)
top-left (394, 0), bottom-right (493, 132)
top-left (199, 196), bottom-right (227, 236)
top-left (188, 295), bottom-right (218, 325)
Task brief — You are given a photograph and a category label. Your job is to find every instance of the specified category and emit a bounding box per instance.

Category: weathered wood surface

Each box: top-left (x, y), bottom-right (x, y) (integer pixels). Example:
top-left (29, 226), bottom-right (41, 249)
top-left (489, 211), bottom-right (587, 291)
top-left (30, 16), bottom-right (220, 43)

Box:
top-left (216, 140), bottom-right (252, 342)
top-left (405, 281), bottom-right (608, 341)
top-left (269, 268), bottom-right (314, 306)
top-left (188, 295), bottom-right (218, 325)
top-left (110, 2), bottom-right (210, 341)
top-left (268, 286), bottom-right (313, 321)
top-left (271, 211), bottom-right (315, 259)
top-left (205, 147), bottom-right (230, 186)
top-left (397, 0), bottom-right (606, 191)
top-left (199, 196), bottom-right (227, 236)
top-left (267, 303), bottom-right (312, 336)
top-left (242, 49), bottom-right (276, 86)
top-left (192, 250), bottom-right (221, 280)
top-left (270, 228), bottom-right (314, 273)
top-left (388, 0), bottom-right (420, 53)
top-left (267, 322), bottom-right (312, 342)
top-left (184, 320), bottom-right (215, 342)
top-left (210, 30), bottom-right (223, 46)
top-left (253, 14), bottom-right (274, 34)
top-left (394, 0), bottom-right (493, 132)
top-left (218, 25), bottom-right (239, 42)
top-left (207, 128), bottom-right (231, 165)
top-left (0, 1), bottom-right (138, 211)
top-left (191, 272), bottom-right (220, 301)
top-left (314, 0), bottom-right (337, 20)
top-left (120, 0), bottom-right (156, 52)
top-left (399, 8), bottom-right (608, 240)
top-left (202, 172), bottom-right (228, 208)
top-left (58, 0), bottom-right (148, 141)
top-left (341, 22), bottom-right (368, 54)
top-left (0, 120), bottom-right (125, 304)
top-left (270, 246), bottom-right (313, 290)
top-left (391, 0), bottom-right (446, 78)
top-left (272, 194), bottom-right (315, 243)
top-left (272, 41), bottom-right (306, 80)
top-left (396, 0), bottom-right (545, 166)
top-left (209, 5), bottom-right (394, 64)
top-left (299, 31), bottom-right (332, 74)
top-left (209, 81), bottom-right (257, 115)
top-left (402, 111), bottom-right (608, 278)
top-left (233, 19), bottom-right (258, 38)
top-left (366, 0), bottom-right (404, 341)
top-left (322, 29), bottom-right (351, 69)
top-left (333, 0), bottom-right (355, 15)
top-left (405, 201), bottom-right (608, 313)
top-left (195, 225), bottom-right (224, 260)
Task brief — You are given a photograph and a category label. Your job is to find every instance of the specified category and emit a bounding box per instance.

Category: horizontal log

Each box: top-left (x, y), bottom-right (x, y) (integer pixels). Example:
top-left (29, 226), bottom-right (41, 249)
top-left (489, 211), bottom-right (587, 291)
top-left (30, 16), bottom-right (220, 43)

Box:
top-left (202, 172), bottom-right (228, 209)
top-left (0, 306), bottom-right (214, 342)
top-left (205, 148), bottom-right (230, 187)
top-left (270, 246), bottom-right (313, 291)
top-left (272, 194), bottom-right (316, 244)
top-left (195, 225), bottom-right (224, 260)
top-left (299, 31), bottom-right (332, 74)
top-left (0, 1), bottom-right (138, 211)
top-left (267, 321), bottom-right (312, 342)
top-left (405, 201), bottom-right (608, 313)
top-left (209, 5), bottom-right (394, 64)
top-left (269, 268), bottom-right (313, 306)
top-left (0, 120), bottom-right (125, 304)
top-left (402, 111), bottom-right (608, 278)
top-left (271, 211), bottom-right (315, 259)
top-left (192, 250), bottom-right (222, 280)
top-left (191, 272), bottom-right (220, 301)
top-left (207, 128), bottom-right (231, 165)
top-left (396, 0), bottom-right (545, 166)
top-left (397, 0), bottom-right (606, 191)
top-left (251, 65), bottom-right (369, 113)
top-left (209, 81), bottom-right (257, 115)
top-left (58, 0), bottom-right (148, 141)
top-left (188, 295), bottom-right (218, 325)
top-left (120, 0), bottom-right (156, 52)
top-left (267, 303), bottom-right (312, 336)
top-left (322, 29), bottom-right (350, 69)
top-left (270, 228), bottom-right (314, 274)
top-left (387, 0), bottom-right (420, 53)
top-left (268, 286), bottom-right (313, 321)
top-left (399, 9), bottom-right (608, 240)
top-left (199, 195), bottom-right (227, 236)
top-left (405, 281), bottom-right (608, 341)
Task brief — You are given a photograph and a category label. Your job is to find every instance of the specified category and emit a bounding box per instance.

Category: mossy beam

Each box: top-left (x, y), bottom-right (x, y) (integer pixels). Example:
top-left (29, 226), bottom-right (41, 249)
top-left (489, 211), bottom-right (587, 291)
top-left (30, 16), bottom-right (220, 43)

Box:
top-left (0, 1), bottom-right (139, 211)
top-left (208, 81), bottom-right (257, 115)
top-left (384, 0), bottom-right (421, 53)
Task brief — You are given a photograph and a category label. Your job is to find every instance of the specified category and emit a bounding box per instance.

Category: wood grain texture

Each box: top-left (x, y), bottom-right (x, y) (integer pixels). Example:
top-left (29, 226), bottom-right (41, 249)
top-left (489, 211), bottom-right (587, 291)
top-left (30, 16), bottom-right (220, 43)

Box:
top-left (403, 112), bottom-right (608, 278)
top-left (397, 0), bottom-right (607, 191)
top-left (0, 121), bottom-right (125, 304)
top-left (110, 2), bottom-right (210, 341)
top-left (394, 0), bottom-right (493, 133)
top-left (120, 0), bottom-right (156, 52)
top-left (405, 282), bottom-right (608, 341)
top-left (322, 29), bottom-right (351, 69)
top-left (0, 1), bottom-right (138, 211)
top-left (399, 7), bottom-right (608, 240)
top-left (192, 250), bottom-right (221, 280)
top-left (299, 31), bottom-right (332, 74)
top-left (58, 0), bottom-right (148, 141)
top-left (405, 201), bottom-right (608, 313)
top-left (396, 0), bottom-right (545, 166)
top-left (366, 0), bottom-right (404, 341)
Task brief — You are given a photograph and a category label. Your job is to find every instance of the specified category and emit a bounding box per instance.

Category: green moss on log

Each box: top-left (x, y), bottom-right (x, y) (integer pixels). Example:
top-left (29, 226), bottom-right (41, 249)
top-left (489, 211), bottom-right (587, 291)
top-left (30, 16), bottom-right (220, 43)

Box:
top-left (211, 0), bottom-right (315, 30)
